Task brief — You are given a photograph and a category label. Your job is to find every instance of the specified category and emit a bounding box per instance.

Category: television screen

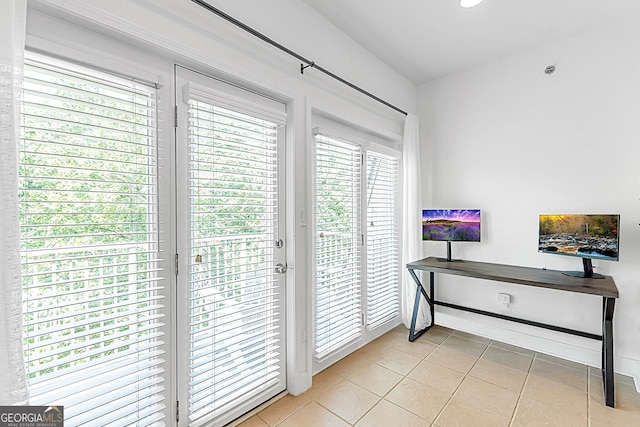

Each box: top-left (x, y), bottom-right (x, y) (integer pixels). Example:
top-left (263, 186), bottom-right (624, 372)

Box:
top-left (422, 209), bottom-right (481, 242)
top-left (538, 214), bottom-right (620, 261)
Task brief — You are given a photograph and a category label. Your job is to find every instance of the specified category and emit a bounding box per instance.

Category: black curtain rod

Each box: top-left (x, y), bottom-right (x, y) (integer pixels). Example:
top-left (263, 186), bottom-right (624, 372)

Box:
top-left (190, 0), bottom-right (408, 116)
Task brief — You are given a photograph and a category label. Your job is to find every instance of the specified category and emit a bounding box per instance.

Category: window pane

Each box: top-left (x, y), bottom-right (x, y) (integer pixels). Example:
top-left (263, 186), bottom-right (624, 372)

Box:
top-left (19, 57), bottom-right (165, 425)
top-left (313, 134), bottom-right (362, 360)
top-left (366, 152), bottom-right (400, 329)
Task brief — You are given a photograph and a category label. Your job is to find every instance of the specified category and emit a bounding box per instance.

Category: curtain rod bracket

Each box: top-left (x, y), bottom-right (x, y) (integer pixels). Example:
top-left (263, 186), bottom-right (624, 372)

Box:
top-left (300, 61), bottom-right (315, 74)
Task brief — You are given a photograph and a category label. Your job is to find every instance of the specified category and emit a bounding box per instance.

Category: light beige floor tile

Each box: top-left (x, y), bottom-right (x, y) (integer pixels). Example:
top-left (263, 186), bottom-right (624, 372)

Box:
top-left (453, 330), bottom-right (492, 344)
top-left (342, 360), bottom-right (404, 396)
top-left (328, 348), bottom-right (379, 377)
top-left (307, 367), bottom-right (345, 398)
top-left (468, 358), bottom-right (527, 393)
top-left (408, 358), bottom-right (465, 395)
top-left (434, 398), bottom-right (510, 427)
top-left (589, 396), bottom-right (640, 427)
top-left (589, 367), bottom-right (637, 389)
top-left (314, 378), bottom-right (379, 424)
top-left (512, 397), bottom-right (587, 427)
top-left (391, 336), bottom-right (438, 359)
top-left (358, 336), bottom-right (395, 355)
top-left (385, 377), bottom-right (450, 422)
top-left (440, 335), bottom-right (488, 358)
top-left (480, 345), bottom-right (533, 373)
top-left (375, 347), bottom-right (423, 375)
top-left (257, 393), bottom-right (311, 427)
top-left (451, 376), bottom-right (519, 419)
top-left (277, 401), bottom-right (350, 427)
top-left (489, 340), bottom-right (536, 357)
top-left (418, 328), bottom-right (451, 345)
top-left (432, 325), bottom-right (456, 334)
top-left (391, 324), bottom-right (410, 335)
top-left (588, 370), bottom-right (640, 408)
top-left (375, 327), bottom-right (408, 344)
top-left (355, 399), bottom-right (429, 427)
top-left (252, 329), bottom-right (623, 427)
top-left (235, 415), bottom-right (269, 427)
top-left (535, 352), bottom-right (588, 373)
top-left (426, 345), bottom-right (480, 374)
top-left (520, 375), bottom-right (587, 417)
top-left (529, 358), bottom-right (587, 392)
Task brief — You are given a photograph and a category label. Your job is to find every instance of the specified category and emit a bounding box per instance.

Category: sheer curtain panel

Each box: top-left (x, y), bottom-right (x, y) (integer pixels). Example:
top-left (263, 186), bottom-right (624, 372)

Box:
top-left (0, 0), bottom-right (29, 405)
top-left (401, 114), bottom-right (429, 329)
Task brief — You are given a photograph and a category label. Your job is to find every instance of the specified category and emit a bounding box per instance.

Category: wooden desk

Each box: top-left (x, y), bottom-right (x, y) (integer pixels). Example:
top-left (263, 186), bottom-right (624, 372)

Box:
top-left (406, 257), bottom-right (619, 408)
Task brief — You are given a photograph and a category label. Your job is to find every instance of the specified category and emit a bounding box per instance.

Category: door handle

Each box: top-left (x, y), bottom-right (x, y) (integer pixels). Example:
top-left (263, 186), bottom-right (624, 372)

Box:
top-left (274, 263), bottom-right (288, 274)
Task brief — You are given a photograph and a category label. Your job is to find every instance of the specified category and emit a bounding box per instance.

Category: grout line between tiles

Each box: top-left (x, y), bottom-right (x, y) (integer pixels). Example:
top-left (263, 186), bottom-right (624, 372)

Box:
top-left (586, 366), bottom-right (592, 427)
top-left (508, 348), bottom-right (535, 427)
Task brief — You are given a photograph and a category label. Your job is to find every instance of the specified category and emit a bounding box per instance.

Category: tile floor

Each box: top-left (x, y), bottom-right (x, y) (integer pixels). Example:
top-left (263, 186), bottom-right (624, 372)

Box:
top-left (237, 325), bottom-right (640, 427)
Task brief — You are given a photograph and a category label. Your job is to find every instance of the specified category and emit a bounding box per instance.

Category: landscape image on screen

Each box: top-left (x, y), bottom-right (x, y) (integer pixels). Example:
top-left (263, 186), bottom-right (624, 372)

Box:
top-left (422, 209), bottom-right (481, 241)
top-left (538, 214), bottom-right (619, 260)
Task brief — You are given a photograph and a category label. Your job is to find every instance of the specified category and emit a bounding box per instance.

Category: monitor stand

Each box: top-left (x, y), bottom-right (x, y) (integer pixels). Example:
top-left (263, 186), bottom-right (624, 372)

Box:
top-left (562, 257), bottom-right (605, 279)
top-left (437, 241), bottom-right (464, 263)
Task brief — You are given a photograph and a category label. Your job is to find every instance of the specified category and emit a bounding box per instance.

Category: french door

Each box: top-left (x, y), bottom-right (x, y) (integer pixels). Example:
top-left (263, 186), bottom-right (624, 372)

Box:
top-left (175, 67), bottom-right (287, 426)
top-left (313, 127), bottom-right (401, 371)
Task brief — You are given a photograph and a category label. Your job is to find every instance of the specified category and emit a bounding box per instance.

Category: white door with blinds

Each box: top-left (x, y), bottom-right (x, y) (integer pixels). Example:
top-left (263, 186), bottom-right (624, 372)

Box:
top-left (176, 67), bottom-right (287, 427)
top-left (313, 128), bottom-right (400, 370)
top-left (19, 54), bottom-right (166, 425)
top-left (313, 132), bottom-right (363, 363)
top-left (366, 150), bottom-right (401, 329)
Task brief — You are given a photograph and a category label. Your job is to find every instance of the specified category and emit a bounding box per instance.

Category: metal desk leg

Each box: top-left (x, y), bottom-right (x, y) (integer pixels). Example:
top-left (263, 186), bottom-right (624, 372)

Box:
top-left (602, 296), bottom-right (615, 408)
top-left (408, 269), bottom-right (434, 342)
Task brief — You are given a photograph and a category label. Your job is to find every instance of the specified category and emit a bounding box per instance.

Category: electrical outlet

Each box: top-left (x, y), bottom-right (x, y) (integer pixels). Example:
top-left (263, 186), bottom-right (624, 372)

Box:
top-left (497, 293), bottom-right (511, 308)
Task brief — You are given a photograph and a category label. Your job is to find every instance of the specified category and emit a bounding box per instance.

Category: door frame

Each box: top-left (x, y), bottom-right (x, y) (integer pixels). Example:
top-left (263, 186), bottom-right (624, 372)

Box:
top-left (174, 64), bottom-right (300, 425)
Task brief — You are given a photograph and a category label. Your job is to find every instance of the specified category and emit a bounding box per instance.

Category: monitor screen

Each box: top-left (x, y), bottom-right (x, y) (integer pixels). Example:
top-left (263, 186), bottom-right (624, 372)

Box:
top-left (538, 214), bottom-right (619, 261)
top-left (422, 209), bottom-right (481, 242)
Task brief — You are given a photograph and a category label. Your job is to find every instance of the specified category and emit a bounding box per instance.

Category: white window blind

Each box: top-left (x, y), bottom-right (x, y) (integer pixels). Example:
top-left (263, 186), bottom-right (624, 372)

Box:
top-left (366, 152), bottom-right (400, 329)
top-left (313, 133), bottom-right (362, 360)
top-left (185, 95), bottom-right (285, 426)
top-left (19, 57), bottom-right (165, 426)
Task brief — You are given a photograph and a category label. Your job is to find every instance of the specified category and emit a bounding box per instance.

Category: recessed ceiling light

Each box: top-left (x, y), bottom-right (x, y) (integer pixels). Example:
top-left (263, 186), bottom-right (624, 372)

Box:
top-left (460, 0), bottom-right (485, 8)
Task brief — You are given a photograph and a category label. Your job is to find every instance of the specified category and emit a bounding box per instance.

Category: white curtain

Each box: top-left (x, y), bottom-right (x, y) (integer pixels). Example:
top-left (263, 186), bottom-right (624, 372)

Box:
top-left (401, 113), bottom-right (429, 329)
top-left (0, 0), bottom-right (29, 405)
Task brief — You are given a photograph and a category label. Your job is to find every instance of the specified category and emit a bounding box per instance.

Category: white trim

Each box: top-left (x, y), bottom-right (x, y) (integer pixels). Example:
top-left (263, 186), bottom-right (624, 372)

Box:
top-left (183, 80), bottom-right (286, 124)
top-left (26, 10), bottom-right (164, 88)
top-left (367, 141), bottom-right (402, 159)
top-left (312, 107), bottom-right (402, 146)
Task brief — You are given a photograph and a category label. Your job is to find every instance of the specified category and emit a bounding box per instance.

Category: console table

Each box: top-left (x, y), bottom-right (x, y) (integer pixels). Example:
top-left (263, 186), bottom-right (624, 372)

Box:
top-left (406, 257), bottom-right (619, 408)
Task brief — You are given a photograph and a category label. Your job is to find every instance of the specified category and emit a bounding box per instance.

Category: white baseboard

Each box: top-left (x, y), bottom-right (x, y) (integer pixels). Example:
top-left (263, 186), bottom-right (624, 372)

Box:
top-left (435, 310), bottom-right (640, 393)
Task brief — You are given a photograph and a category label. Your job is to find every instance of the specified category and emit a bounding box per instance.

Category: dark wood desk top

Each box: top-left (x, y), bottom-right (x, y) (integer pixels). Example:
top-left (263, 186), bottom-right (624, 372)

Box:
top-left (407, 257), bottom-right (618, 298)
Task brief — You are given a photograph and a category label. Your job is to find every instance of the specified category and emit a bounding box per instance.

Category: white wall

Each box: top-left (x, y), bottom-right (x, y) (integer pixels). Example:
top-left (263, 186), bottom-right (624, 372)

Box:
top-left (418, 22), bottom-right (640, 384)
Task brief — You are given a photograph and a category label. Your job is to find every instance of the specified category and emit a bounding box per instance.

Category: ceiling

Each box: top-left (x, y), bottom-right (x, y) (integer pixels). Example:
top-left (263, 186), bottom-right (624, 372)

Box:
top-left (301, 0), bottom-right (640, 85)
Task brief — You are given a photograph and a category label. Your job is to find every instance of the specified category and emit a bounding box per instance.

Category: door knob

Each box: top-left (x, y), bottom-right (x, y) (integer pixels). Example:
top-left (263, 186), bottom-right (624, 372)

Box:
top-left (274, 263), bottom-right (288, 274)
